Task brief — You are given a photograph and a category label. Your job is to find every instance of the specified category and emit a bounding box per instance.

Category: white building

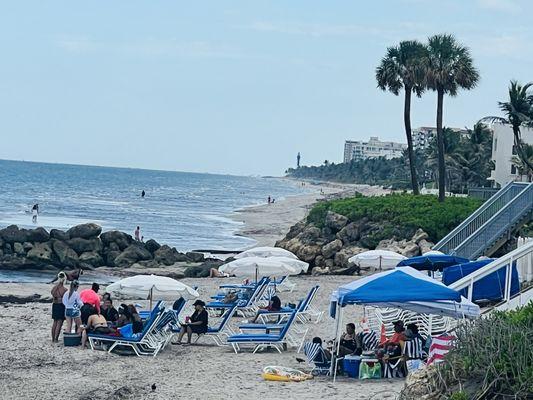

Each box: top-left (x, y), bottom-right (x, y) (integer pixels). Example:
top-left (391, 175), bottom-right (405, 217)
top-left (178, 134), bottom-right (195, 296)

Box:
top-left (488, 122), bottom-right (533, 187)
top-left (412, 126), bottom-right (469, 150)
top-left (344, 137), bottom-right (407, 162)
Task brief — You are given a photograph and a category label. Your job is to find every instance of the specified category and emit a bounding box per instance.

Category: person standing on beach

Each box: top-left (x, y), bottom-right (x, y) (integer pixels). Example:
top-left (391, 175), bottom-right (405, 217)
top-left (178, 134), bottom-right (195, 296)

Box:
top-left (62, 280), bottom-right (83, 334)
top-left (31, 203), bottom-right (39, 223)
top-left (134, 226), bottom-right (141, 241)
top-left (50, 272), bottom-right (68, 342)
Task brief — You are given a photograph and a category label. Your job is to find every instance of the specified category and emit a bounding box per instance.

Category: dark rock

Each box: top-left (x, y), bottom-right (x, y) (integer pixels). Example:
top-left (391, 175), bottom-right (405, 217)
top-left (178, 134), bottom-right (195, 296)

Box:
top-left (184, 260), bottom-right (223, 278)
top-left (296, 244), bottom-right (322, 262)
top-left (100, 230), bottom-right (133, 250)
top-left (104, 250), bottom-right (121, 267)
top-left (412, 229), bottom-right (429, 243)
top-left (52, 240), bottom-right (79, 268)
top-left (67, 223), bottom-right (102, 239)
top-left (284, 220), bottom-right (307, 240)
top-left (137, 260), bottom-right (160, 268)
top-left (3, 243), bottom-right (13, 255)
top-left (186, 252), bottom-right (205, 263)
top-left (314, 255), bottom-right (325, 268)
top-left (50, 229), bottom-right (70, 241)
top-left (67, 238), bottom-right (103, 255)
top-left (22, 242), bottom-right (33, 251)
top-left (13, 242), bottom-right (25, 255)
top-left (325, 211), bottom-right (348, 231)
top-left (0, 249), bottom-right (3, 257)
top-left (321, 239), bottom-right (343, 259)
top-left (107, 242), bottom-right (120, 252)
top-left (154, 245), bottom-right (187, 266)
top-left (299, 225), bottom-right (322, 245)
top-left (334, 245), bottom-right (367, 268)
top-left (26, 227), bottom-right (50, 242)
top-left (27, 242), bottom-right (54, 263)
top-left (331, 263), bottom-right (361, 276)
top-left (144, 239), bottom-right (161, 254)
top-left (0, 225), bottom-right (29, 243)
top-left (336, 221), bottom-right (364, 244)
top-left (114, 244), bottom-right (152, 268)
top-left (79, 252), bottom-right (104, 267)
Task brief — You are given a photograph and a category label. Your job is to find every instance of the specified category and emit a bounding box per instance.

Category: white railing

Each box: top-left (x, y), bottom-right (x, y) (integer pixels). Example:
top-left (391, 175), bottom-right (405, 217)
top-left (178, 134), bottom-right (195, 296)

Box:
top-left (449, 240), bottom-right (533, 309)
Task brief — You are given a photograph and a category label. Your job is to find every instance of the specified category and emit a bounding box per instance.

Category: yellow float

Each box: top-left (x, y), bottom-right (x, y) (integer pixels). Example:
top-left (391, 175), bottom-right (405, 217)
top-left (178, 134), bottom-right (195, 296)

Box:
top-left (262, 366), bottom-right (313, 382)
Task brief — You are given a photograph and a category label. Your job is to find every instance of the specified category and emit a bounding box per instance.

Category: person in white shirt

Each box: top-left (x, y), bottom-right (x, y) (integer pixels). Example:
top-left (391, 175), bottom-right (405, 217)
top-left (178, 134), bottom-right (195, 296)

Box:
top-left (62, 280), bottom-right (83, 334)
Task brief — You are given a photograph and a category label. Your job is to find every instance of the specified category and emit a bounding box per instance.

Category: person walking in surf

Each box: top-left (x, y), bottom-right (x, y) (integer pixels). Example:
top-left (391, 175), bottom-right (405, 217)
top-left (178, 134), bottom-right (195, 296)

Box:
top-left (31, 203), bottom-right (39, 223)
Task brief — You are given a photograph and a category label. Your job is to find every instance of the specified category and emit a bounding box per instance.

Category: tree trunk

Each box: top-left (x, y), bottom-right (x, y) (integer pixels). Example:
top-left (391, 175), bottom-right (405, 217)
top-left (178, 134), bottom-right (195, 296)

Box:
top-left (404, 87), bottom-right (419, 195)
top-left (512, 127), bottom-right (533, 176)
top-left (436, 88), bottom-right (446, 202)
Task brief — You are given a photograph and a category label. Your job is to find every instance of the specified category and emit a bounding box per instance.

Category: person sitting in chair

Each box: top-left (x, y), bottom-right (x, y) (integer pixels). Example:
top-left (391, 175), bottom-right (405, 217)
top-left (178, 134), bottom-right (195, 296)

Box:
top-left (80, 307), bottom-right (113, 349)
top-left (337, 323), bottom-right (362, 356)
top-left (312, 337), bottom-right (332, 363)
top-left (250, 295), bottom-right (281, 323)
top-left (172, 300), bottom-right (208, 345)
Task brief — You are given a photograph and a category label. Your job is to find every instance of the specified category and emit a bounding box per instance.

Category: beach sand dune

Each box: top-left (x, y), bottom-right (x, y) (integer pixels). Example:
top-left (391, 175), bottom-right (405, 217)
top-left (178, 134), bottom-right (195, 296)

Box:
top-left (0, 276), bottom-right (403, 400)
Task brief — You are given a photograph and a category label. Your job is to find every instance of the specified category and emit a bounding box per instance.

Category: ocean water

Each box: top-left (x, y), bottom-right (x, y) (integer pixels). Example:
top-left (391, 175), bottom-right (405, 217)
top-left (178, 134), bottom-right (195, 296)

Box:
top-left (0, 160), bottom-right (308, 252)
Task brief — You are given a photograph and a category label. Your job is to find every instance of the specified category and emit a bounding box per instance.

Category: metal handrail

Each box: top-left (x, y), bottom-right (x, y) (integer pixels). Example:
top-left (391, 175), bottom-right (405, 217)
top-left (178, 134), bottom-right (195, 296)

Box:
top-left (434, 182), bottom-right (531, 256)
top-left (452, 184), bottom-right (533, 259)
top-left (434, 181), bottom-right (517, 253)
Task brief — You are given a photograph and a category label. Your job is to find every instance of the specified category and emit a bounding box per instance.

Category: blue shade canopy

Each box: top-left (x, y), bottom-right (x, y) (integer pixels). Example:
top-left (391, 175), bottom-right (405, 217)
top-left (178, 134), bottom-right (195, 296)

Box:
top-left (331, 267), bottom-right (462, 307)
top-left (396, 255), bottom-right (469, 271)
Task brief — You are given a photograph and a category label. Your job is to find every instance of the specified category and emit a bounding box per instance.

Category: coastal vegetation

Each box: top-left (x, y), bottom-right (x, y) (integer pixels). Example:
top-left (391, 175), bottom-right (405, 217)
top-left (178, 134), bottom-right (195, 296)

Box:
top-left (307, 194), bottom-right (482, 244)
top-left (287, 123), bottom-right (493, 192)
top-left (401, 303), bottom-right (533, 399)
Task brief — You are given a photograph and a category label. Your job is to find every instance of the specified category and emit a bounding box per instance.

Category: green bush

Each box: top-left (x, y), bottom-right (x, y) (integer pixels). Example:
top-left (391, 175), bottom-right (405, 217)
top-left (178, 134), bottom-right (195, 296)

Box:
top-left (307, 194), bottom-right (483, 243)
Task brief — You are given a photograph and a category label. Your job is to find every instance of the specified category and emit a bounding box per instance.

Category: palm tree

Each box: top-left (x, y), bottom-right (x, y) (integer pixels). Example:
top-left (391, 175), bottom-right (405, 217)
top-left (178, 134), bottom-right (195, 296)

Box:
top-left (498, 81), bottom-right (533, 175)
top-left (511, 143), bottom-right (533, 182)
top-left (376, 40), bottom-right (427, 195)
top-left (425, 34), bottom-right (479, 202)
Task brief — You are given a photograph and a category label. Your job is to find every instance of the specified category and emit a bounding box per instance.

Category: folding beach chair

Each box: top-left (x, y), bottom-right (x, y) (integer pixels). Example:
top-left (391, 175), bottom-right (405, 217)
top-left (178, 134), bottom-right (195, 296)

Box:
top-left (303, 342), bottom-right (332, 375)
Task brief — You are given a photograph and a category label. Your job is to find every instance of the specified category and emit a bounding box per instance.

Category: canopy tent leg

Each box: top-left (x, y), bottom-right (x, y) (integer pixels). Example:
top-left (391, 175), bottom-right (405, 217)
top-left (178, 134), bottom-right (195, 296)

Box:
top-left (332, 304), bottom-right (344, 382)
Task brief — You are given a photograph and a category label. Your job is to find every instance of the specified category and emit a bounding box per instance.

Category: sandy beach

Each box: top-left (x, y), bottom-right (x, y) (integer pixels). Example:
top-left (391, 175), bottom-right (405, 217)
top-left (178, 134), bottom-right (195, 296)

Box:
top-left (231, 180), bottom-right (390, 248)
top-left (0, 181), bottom-right (404, 400)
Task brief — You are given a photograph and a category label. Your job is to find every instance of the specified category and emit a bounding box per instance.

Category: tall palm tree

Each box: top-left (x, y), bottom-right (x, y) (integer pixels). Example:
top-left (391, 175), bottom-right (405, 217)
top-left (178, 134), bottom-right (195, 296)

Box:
top-left (376, 40), bottom-right (427, 195)
top-left (498, 81), bottom-right (533, 175)
top-left (425, 34), bottom-right (479, 202)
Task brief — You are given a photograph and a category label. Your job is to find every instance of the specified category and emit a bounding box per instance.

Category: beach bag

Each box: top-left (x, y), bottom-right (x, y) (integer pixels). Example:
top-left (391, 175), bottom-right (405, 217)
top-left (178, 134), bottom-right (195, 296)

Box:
top-left (359, 361), bottom-right (381, 380)
top-left (406, 359), bottom-right (423, 373)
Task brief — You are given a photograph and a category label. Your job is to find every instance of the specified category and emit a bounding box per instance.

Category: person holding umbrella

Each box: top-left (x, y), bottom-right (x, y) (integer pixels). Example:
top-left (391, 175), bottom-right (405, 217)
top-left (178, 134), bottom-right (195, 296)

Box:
top-left (172, 300), bottom-right (208, 345)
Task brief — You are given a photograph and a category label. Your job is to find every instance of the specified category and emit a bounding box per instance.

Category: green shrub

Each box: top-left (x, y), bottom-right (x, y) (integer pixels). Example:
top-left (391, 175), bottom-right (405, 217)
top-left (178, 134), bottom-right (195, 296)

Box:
top-left (307, 194), bottom-right (483, 242)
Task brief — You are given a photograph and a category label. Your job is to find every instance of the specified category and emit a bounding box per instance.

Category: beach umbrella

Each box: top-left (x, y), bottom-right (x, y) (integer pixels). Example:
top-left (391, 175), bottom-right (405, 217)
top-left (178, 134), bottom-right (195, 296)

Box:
top-left (422, 250), bottom-right (445, 256)
top-left (397, 254), bottom-right (469, 272)
top-left (106, 274), bottom-right (199, 309)
top-left (219, 256), bottom-right (308, 282)
top-left (348, 250), bottom-right (407, 270)
top-left (235, 246), bottom-right (298, 259)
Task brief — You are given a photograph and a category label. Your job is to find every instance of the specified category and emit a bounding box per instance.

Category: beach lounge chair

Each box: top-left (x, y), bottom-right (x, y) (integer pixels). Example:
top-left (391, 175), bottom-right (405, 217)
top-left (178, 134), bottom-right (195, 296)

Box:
top-left (303, 341), bottom-right (333, 375)
top-left (88, 303), bottom-right (172, 357)
top-left (227, 310), bottom-right (298, 353)
top-left (257, 285), bottom-right (323, 324)
top-left (237, 318), bottom-right (308, 353)
top-left (207, 277), bottom-right (270, 317)
top-left (361, 330), bottom-right (379, 351)
top-left (196, 304), bottom-right (237, 346)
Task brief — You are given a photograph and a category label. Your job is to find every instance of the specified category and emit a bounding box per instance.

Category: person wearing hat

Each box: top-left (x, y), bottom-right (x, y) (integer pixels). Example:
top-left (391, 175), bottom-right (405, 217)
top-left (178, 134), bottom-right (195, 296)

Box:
top-left (172, 299), bottom-right (208, 345)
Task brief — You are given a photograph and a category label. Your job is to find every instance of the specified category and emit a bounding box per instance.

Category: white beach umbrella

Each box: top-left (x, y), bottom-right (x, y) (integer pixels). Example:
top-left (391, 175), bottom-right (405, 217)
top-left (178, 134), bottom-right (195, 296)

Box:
top-left (235, 246), bottom-right (298, 260)
top-left (348, 249), bottom-right (407, 270)
top-left (422, 250), bottom-right (445, 256)
top-left (106, 274), bottom-right (199, 309)
top-left (219, 256), bottom-right (308, 281)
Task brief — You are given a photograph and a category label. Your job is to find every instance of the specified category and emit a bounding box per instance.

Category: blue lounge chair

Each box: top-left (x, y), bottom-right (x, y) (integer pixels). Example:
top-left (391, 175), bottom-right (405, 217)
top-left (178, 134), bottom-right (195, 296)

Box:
top-left (227, 310), bottom-right (299, 353)
top-left (207, 277), bottom-right (270, 317)
top-left (257, 285), bottom-right (323, 324)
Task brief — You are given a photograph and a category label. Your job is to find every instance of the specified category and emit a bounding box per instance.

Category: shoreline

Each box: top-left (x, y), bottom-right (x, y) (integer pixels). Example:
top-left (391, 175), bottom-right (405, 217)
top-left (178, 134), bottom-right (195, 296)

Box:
top-left (230, 180), bottom-right (390, 248)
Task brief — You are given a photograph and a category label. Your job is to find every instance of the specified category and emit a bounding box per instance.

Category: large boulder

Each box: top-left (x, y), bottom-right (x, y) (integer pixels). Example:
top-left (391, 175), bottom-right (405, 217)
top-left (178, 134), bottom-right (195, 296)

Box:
top-left (27, 242), bottom-right (54, 264)
top-left (418, 239), bottom-right (434, 255)
top-left (103, 250), bottom-right (121, 267)
top-left (399, 242), bottom-right (420, 258)
top-left (22, 242), bottom-right (34, 252)
top-left (186, 252), bottom-right (205, 263)
top-left (52, 240), bottom-right (79, 268)
top-left (336, 220), bottom-right (366, 244)
top-left (13, 242), bottom-right (25, 255)
top-left (0, 225), bottom-right (30, 243)
top-left (154, 245), bottom-right (187, 266)
top-left (67, 223), bottom-right (102, 239)
top-left (325, 211), bottom-right (348, 231)
top-left (50, 229), bottom-right (70, 241)
top-left (2, 243), bottom-right (13, 255)
top-left (26, 227), bottom-right (50, 242)
top-left (298, 225), bottom-right (322, 245)
top-left (296, 244), bottom-right (322, 263)
top-left (100, 230), bottom-right (133, 250)
top-left (144, 239), bottom-right (161, 254)
top-left (334, 245), bottom-right (367, 268)
top-left (321, 239), bottom-right (343, 259)
top-left (184, 260), bottom-right (224, 278)
top-left (114, 244), bottom-right (152, 268)
top-left (412, 229), bottom-right (429, 244)
top-left (79, 251), bottom-right (104, 267)
top-left (67, 238), bottom-right (103, 255)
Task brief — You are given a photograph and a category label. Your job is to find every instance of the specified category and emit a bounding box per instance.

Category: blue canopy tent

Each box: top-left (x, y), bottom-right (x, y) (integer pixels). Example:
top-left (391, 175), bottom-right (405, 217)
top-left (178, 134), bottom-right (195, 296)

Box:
top-left (442, 259), bottom-right (519, 302)
top-left (396, 254), bottom-right (469, 272)
top-left (329, 267), bottom-right (479, 380)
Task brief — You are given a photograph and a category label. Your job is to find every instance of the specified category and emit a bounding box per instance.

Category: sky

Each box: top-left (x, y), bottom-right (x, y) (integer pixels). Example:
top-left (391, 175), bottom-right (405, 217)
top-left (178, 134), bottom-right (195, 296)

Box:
top-left (0, 0), bottom-right (532, 176)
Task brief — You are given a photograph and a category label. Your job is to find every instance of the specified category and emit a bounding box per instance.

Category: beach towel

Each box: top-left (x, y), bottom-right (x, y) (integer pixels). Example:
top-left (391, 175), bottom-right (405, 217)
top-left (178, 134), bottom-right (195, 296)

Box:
top-left (427, 334), bottom-right (456, 365)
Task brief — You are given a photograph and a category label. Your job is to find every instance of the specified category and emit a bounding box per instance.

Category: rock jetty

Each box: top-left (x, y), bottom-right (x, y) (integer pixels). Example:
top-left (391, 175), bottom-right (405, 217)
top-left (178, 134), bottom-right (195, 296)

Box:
top-left (275, 211), bottom-right (434, 275)
top-left (0, 223), bottom-right (222, 277)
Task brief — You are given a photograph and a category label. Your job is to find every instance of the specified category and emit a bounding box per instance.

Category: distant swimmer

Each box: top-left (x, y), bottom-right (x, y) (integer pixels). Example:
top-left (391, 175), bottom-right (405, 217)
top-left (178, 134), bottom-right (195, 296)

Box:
top-left (134, 226), bottom-right (141, 241)
top-left (267, 196), bottom-right (271, 204)
top-left (31, 203), bottom-right (39, 223)
top-left (141, 190), bottom-right (145, 198)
